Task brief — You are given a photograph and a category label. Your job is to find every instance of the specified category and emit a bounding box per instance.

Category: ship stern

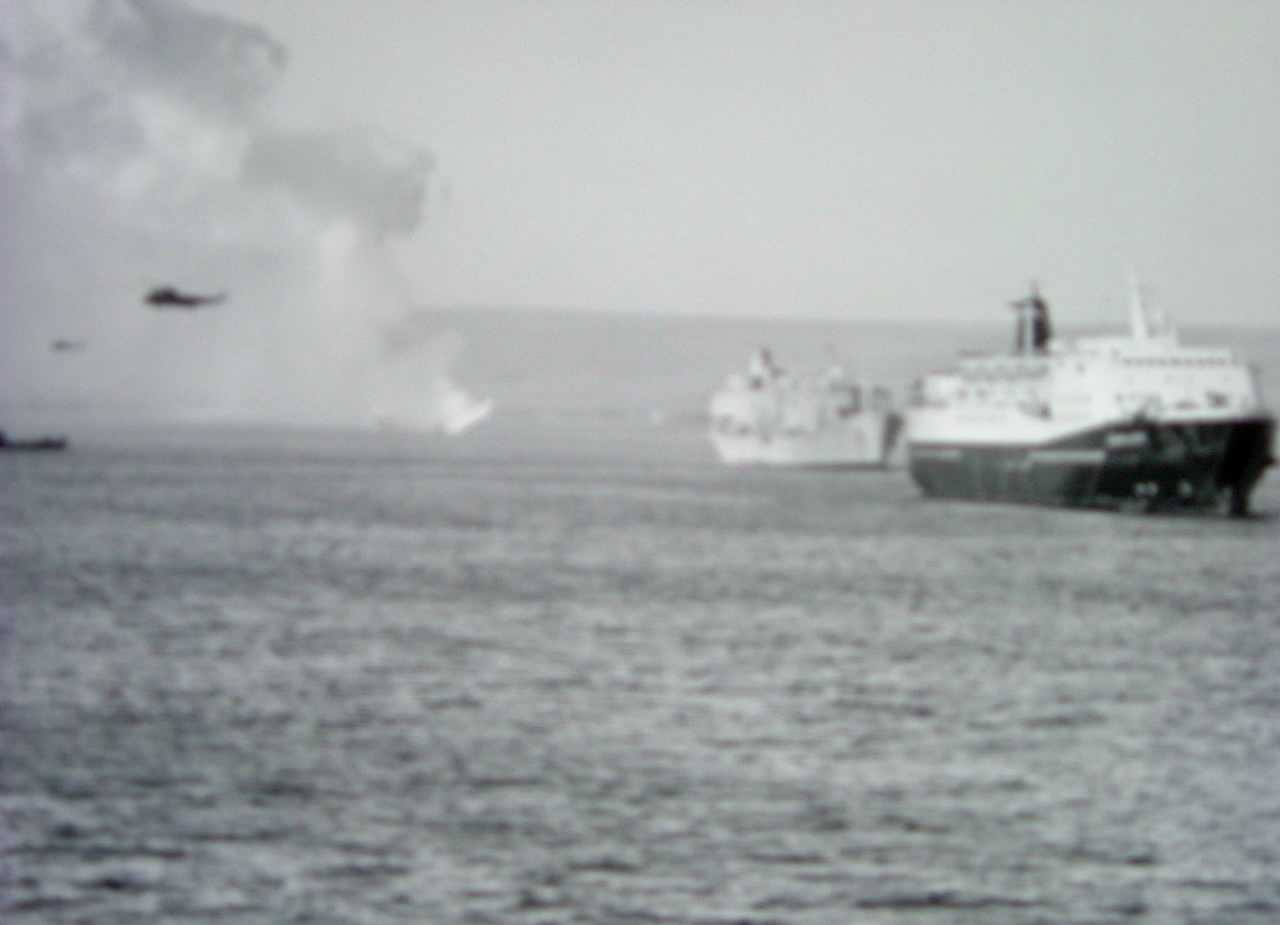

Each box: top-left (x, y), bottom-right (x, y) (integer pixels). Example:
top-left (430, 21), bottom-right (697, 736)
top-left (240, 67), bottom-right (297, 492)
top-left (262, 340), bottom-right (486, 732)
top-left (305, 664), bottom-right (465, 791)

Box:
top-left (1215, 416), bottom-right (1275, 517)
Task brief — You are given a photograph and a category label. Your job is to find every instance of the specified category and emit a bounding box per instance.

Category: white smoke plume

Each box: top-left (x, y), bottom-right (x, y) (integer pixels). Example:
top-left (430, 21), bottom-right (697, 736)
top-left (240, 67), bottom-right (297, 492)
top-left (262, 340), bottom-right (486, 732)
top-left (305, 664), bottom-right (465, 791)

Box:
top-left (0, 0), bottom-right (489, 434)
top-left (370, 329), bottom-right (494, 436)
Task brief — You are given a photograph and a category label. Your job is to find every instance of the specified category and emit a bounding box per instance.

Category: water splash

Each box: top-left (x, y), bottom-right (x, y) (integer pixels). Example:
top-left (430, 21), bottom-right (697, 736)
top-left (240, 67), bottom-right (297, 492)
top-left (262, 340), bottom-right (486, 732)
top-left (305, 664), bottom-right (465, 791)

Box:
top-left (370, 329), bottom-right (495, 435)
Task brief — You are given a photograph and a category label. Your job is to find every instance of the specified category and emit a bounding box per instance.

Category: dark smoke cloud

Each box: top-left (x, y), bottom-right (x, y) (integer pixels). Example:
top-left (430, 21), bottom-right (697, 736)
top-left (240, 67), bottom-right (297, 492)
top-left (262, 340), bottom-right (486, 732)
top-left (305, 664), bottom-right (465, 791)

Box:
top-left (87, 0), bottom-right (287, 119)
top-left (244, 128), bottom-right (431, 240)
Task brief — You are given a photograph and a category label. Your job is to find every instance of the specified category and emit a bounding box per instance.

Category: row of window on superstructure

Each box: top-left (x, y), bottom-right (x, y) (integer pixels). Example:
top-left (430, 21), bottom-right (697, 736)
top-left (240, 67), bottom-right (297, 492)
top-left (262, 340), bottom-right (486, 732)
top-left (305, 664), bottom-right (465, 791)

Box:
top-left (955, 384), bottom-right (1042, 402)
top-left (1119, 355), bottom-right (1230, 367)
top-left (961, 363), bottom-right (1049, 381)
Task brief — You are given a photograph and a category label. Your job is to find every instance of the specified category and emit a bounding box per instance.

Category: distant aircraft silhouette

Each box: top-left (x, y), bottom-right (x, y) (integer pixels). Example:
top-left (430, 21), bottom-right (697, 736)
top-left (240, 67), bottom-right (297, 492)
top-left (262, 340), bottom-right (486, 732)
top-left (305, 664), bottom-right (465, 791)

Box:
top-left (145, 286), bottom-right (226, 309)
top-left (51, 338), bottom-right (87, 353)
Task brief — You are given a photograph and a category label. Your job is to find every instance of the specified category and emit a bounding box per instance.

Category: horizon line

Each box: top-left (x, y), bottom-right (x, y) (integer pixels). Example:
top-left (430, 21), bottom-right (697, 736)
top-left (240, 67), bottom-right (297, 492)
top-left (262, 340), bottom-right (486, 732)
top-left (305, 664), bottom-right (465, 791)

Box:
top-left (411, 302), bottom-right (1280, 330)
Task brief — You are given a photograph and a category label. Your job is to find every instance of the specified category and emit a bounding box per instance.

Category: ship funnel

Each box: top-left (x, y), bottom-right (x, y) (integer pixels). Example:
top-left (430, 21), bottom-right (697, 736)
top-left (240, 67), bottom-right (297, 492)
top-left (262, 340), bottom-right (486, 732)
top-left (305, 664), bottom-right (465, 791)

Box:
top-left (1012, 282), bottom-right (1052, 354)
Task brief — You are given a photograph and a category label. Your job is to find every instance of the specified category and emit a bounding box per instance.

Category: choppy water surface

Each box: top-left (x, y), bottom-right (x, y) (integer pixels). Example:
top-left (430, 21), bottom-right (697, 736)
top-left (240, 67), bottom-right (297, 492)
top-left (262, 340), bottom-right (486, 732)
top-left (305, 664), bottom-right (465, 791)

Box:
top-left (4, 424), bottom-right (1280, 924)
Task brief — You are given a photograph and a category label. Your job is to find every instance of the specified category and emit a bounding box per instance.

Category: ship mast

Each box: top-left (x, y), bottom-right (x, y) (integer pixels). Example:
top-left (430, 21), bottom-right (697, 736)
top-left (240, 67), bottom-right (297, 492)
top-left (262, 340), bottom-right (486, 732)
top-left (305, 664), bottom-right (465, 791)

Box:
top-left (1128, 270), bottom-right (1150, 341)
top-left (1127, 270), bottom-right (1176, 343)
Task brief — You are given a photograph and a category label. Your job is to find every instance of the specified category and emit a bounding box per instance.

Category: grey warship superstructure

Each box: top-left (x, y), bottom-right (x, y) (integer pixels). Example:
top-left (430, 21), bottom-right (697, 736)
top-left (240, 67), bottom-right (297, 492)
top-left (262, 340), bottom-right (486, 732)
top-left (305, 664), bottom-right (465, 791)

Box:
top-left (708, 349), bottom-right (901, 468)
top-left (906, 283), bottom-right (1274, 515)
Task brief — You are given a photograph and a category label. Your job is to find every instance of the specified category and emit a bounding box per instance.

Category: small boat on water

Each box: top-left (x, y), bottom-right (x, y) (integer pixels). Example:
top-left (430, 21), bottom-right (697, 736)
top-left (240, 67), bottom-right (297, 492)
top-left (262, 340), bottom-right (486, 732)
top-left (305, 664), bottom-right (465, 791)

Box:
top-left (0, 430), bottom-right (69, 452)
top-left (906, 281), bottom-right (1275, 515)
top-left (708, 348), bottom-right (902, 468)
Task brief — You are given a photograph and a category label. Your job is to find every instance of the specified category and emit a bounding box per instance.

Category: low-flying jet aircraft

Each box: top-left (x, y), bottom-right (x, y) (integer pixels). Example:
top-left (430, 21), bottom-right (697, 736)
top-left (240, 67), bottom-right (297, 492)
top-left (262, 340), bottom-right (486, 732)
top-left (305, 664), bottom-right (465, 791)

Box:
top-left (51, 338), bottom-right (87, 353)
top-left (145, 286), bottom-right (227, 309)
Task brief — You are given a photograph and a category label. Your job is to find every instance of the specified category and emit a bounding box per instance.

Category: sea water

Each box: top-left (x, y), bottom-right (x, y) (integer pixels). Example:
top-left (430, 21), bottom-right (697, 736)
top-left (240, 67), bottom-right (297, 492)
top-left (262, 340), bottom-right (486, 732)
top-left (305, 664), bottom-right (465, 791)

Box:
top-left (3, 315), bottom-right (1280, 924)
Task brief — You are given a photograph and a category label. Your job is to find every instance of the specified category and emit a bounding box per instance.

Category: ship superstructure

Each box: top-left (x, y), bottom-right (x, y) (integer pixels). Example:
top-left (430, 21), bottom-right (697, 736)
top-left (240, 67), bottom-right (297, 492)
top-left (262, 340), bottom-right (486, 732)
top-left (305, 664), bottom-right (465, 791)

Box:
top-left (708, 348), bottom-right (901, 468)
top-left (907, 282), bottom-right (1274, 515)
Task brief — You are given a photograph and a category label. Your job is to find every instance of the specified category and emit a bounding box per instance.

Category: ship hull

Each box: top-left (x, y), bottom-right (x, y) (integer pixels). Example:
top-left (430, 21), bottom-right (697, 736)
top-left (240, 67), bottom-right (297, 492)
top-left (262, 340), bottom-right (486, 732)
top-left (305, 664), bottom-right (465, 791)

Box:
top-left (909, 416), bottom-right (1274, 516)
top-left (0, 436), bottom-right (69, 452)
top-left (711, 411), bottom-right (901, 469)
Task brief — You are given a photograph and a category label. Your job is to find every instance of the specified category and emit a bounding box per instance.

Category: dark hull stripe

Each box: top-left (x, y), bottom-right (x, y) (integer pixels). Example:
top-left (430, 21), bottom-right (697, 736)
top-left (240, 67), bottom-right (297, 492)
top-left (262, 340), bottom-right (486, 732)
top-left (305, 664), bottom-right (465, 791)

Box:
top-left (908, 417), bottom-right (1275, 516)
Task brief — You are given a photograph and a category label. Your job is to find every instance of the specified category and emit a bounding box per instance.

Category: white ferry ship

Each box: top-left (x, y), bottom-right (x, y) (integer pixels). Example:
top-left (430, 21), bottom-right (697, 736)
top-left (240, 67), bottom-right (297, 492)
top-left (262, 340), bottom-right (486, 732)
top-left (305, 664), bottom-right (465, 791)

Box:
top-left (906, 282), bottom-right (1275, 515)
top-left (708, 348), bottom-right (901, 468)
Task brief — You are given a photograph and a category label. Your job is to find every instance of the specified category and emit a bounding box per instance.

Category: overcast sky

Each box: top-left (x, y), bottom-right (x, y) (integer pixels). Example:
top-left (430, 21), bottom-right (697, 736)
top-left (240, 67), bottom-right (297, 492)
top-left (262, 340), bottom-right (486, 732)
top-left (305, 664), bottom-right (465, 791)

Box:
top-left (65, 1), bottom-right (1280, 323)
